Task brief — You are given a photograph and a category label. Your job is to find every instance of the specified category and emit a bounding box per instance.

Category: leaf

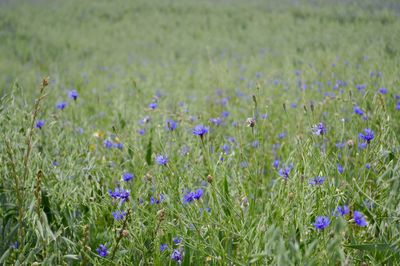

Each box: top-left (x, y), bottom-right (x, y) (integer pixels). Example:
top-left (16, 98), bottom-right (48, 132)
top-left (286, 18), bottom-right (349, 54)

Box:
top-left (64, 254), bottom-right (80, 260)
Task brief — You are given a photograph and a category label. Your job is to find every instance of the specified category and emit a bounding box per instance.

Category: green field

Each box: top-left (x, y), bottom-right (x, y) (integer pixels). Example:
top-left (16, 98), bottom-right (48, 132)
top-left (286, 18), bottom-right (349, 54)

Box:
top-left (1, 0), bottom-right (400, 265)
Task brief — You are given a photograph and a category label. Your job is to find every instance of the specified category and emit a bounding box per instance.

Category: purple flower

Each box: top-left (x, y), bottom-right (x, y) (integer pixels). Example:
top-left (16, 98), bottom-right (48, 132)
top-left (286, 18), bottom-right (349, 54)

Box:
top-left (313, 216), bottom-right (330, 230)
top-left (337, 164), bottom-right (344, 174)
top-left (113, 142), bottom-right (123, 149)
top-left (356, 84), bottom-right (366, 91)
top-left (335, 205), bottom-right (349, 216)
top-left (210, 117), bottom-right (222, 126)
top-left (166, 119), bottom-right (177, 131)
top-left (150, 194), bottom-right (165, 205)
top-left (312, 122), bottom-right (326, 136)
top-left (396, 102), bottom-right (400, 110)
top-left (359, 128), bottom-right (374, 144)
top-left (193, 124), bottom-right (209, 137)
top-left (193, 189), bottom-right (203, 200)
top-left (155, 155), bottom-right (168, 166)
top-left (56, 101), bottom-right (67, 110)
top-left (104, 140), bottom-right (113, 149)
top-left (138, 128), bottom-right (145, 135)
top-left (221, 111), bottom-right (230, 118)
top-left (221, 144), bottom-right (230, 154)
top-left (309, 176), bottom-right (325, 186)
top-left (183, 191), bottom-right (195, 204)
top-left (173, 237), bottom-right (182, 245)
top-left (36, 120), bottom-right (45, 129)
top-left (122, 172), bottom-right (134, 182)
top-left (273, 160), bottom-right (280, 169)
top-left (148, 102), bottom-right (158, 109)
top-left (365, 163), bottom-right (371, 169)
top-left (171, 249), bottom-right (182, 263)
top-left (108, 188), bottom-right (130, 202)
top-left (354, 211), bottom-right (367, 227)
top-left (353, 106), bottom-right (364, 115)
top-left (378, 87), bottom-right (388, 94)
top-left (279, 166), bottom-right (292, 180)
top-left (278, 132), bottom-right (286, 139)
top-left (112, 210), bottom-right (126, 221)
top-left (251, 140), bottom-right (259, 148)
top-left (96, 244), bottom-right (108, 257)
top-left (68, 90), bottom-right (78, 101)
top-left (160, 244), bottom-right (168, 252)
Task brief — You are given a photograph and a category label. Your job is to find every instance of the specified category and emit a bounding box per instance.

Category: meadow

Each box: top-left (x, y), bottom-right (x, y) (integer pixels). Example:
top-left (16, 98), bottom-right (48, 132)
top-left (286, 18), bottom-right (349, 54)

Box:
top-left (1, 0), bottom-right (400, 265)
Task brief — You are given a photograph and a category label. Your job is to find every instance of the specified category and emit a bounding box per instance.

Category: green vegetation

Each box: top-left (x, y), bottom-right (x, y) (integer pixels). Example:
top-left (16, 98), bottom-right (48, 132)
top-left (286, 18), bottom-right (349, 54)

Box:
top-left (1, 0), bottom-right (400, 265)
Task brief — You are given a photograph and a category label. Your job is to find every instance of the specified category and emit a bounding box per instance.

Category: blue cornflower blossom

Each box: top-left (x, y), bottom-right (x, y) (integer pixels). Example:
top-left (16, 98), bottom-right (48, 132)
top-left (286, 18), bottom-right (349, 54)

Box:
top-left (354, 211), bottom-right (367, 227)
top-left (358, 142), bottom-right (367, 150)
top-left (378, 87), bottom-right (388, 94)
top-left (122, 172), bottom-right (134, 182)
top-left (365, 163), bottom-right (371, 169)
top-left (221, 144), bottom-right (230, 154)
top-left (278, 132), bottom-right (286, 139)
top-left (251, 140), bottom-right (259, 148)
top-left (396, 102), bottom-right (400, 110)
top-left (193, 189), bottom-right (203, 200)
top-left (335, 205), bottom-right (349, 216)
top-left (221, 111), bottom-right (230, 118)
top-left (210, 117), bottom-right (222, 126)
top-left (312, 122), bottom-right (327, 136)
top-left (68, 90), bottom-right (78, 100)
top-left (104, 139), bottom-right (113, 149)
top-left (108, 188), bottom-right (130, 202)
top-left (273, 159), bottom-right (280, 169)
top-left (359, 128), bottom-right (374, 144)
top-left (96, 244), bottom-right (108, 257)
top-left (173, 237), bottom-right (182, 245)
top-left (155, 155), bottom-right (168, 165)
top-left (313, 216), bottom-right (330, 230)
top-left (148, 102), bottom-right (158, 109)
top-left (56, 101), bottom-right (67, 110)
top-left (336, 142), bottom-right (345, 148)
top-left (193, 125), bottom-right (209, 137)
top-left (279, 165), bottom-right (292, 180)
top-left (309, 176), bottom-right (325, 186)
top-left (160, 244), bottom-right (168, 252)
top-left (183, 191), bottom-right (195, 204)
top-left (113, 142), bottom-right (123, 149)
top-left (337, 164), bottom-right (344, 174)
top-left (171, 249), bottom-right (182, 263)
top-left (138, 128), bottom-right (145, 135)
top-left (166, 119), bottom-right (177, 131)
top-left (150, 194), bottom-right (165, 205)
top-left (112, 210), bottom-right (126, 221)
top-left (353, 106), bottom-right (364, 115)
top-left (36, 120), bottom-right (45, 129)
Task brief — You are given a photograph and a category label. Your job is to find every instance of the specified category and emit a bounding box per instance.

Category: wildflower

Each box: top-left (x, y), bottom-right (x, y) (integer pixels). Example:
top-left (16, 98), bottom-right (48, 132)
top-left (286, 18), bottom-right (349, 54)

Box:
top-left (160, 244), bottom-right (168, 252)
top-left (96, 244), bottom-right (108, 257)
top-left (273, 160), bottom-right (280, 169)
top-left (278, 132), bottom-right (286, 139)
top-left (193, 125), bottom-right (209, 137)
top-left (335, 205), bottom-right (349, 216)
top-left (309, 176), bottom-right (325, 186)
top-left (171, 249), bottom-right (182, 263)
top-left (356, 84), bottom-right (366, 91)
top-left (337, 164), bottom-right (344, 174)
top-left (150, 194), bottom-right (165, 205)
top-left (279, 166), bottom-right (292, 180)
top-left (155, 155), bottom-right (168, 166)
top-left (378, 87), bottom-right (388, 94)
top-left (354, 211), bottom-right (367, 227)
top-left (251, 140), bottom-right (259, 148)
top-left (103, 139), bottom-right (113, 149)
top-left (138, 128), bottom-right (145, 135)
top-left (312, 122), bottom-right (326, 135)
top-left (113, 142), bottom-right (123, 149)
top-left (313, 216), bottom-right (330, 230)
top-left (221, 144), bottom-right (230, 154)
top-left (108, 188), bottom-right (130, 202)
top-left (221, 111), bottom-right (230, 118)
top-left (68, 90), bottom-right (78, 101)
top-left (359, 128), bottom-right (374, 144)
top-left (173, 237), bottom-right (182, 245)
top-left (365, 163), bottom-right (371, 169)
top-left (112, 210), bottom-right (126, 221)
top-left (56, 101), bottom-right (67, 110)
top-left (166, 119), bottom-right (177, 131)
top-left (353, 106), bottom-right (364, 115)
top-left (183, 191), bottom-right (195, 204)
top-left (396, 102), bottom-right (400, 110)
top-left (148, 102), bottom-right (158, 109)
top-left (122, 172), bottom-right (134, 182)
top-left (180, 145), bottom-right (190, 156)
top-left (36, 120), bottom-right (45, 129)
top-left (193, 189), bottom-right (203, 200)
top-left (210, 117), bottom-right (222, 126)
